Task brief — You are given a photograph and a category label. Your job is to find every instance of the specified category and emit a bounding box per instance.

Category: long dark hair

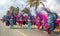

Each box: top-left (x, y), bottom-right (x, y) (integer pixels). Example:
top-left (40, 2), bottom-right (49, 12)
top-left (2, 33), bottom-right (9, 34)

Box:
top-left (52, 12), bottom-right (58, 19)
top-left (43, 7), bottom-right (52, 16)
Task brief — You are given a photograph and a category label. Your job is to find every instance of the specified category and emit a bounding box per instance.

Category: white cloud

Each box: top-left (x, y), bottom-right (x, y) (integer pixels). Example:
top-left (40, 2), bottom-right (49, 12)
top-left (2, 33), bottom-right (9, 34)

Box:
top-left (0, 0), bottom-right (14, 19)
top-left (0, 0), bottom-right (60, 19)
top-left (15, 0), bottom-right (27, 9)
top-left (0, 0), bottom-right (8, 5)
top-left (0, 10), bottom-right (7, 19)
top-left (44, 0), bottom-right (60, 13)
top-left (0, 0), bottom-right (27, 18)
top-left (0, 0), bottom-right (13, 10)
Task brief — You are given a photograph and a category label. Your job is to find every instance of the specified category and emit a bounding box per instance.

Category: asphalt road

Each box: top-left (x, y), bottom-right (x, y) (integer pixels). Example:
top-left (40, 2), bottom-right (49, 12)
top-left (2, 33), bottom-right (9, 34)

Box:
top-left (0, 21), bottom-right (60, 36)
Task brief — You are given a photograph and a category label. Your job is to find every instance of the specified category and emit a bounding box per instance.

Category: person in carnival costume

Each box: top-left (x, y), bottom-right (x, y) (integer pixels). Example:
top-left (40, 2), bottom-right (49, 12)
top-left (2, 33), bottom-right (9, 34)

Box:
top-left (9, 16), bottom-right (14, 29)
top-left (19, 16), bottom-right (23, 27)
top-left (27, 16), bottom-right (32, 29)
top-left (9, 12), bottom-right (16, 25)
top-left (36, 16), bottom-right (42, 30)
top-left (55, 19), bottom-right (60, 28)
top-left (23, 13), bottom-right (28, 25)
top-left (35, 11), bottom-right (42, 30)
top-left (43, 8), bottom-right (56, 34)
top-left (4, 15), bottom-right (10, 26)
top-left (41, 13), bottom-right (48, 31)
top-left (16, 14), bottom-right (23, 27)
top-left (52, 12), bottom-right (59, 28)
top-left (28, 13), bottom-right (33, 25)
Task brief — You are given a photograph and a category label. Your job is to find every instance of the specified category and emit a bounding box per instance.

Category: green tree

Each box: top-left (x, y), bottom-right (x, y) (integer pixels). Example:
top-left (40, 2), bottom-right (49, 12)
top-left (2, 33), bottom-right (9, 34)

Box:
top-left (9, 6), bottom-right (19, 16)
top-left (13, 7), bottom-right (19, 16)
top-left (27, 0), bottom-right (46, 10)
top-left (22, 8), bottom-right (30, 13)
top-left (9, 6), bottom-right (15, 12)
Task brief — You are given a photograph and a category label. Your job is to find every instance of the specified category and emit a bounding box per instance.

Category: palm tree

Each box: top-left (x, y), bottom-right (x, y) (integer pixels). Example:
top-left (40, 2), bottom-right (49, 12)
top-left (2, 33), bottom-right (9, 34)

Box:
top-left (9, 6), bottom-right (19, 16)
top-left (22, 7), bottom-right (30, 14)
top-left (9, 6), bottom-right (15, 12)
top-left (13, 7), bottom-right (19, 16)
top-left (27, 0), bottom-right (46, 10)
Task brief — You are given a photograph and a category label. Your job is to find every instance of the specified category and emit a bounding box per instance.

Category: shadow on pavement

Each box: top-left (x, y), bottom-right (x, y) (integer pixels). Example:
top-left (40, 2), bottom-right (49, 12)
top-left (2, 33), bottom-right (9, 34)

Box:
top-left (51, 32), bottom-right (60, 36)
top-left (9, 27), bottom-right (37, 29)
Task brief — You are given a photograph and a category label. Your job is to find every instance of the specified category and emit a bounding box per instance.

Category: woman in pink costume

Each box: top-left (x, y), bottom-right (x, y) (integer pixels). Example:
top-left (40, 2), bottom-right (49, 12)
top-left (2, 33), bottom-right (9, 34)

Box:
top-left (17, 15), bottom-right (23, 27)
top-left (55, 19), bottom-right (60, 27)
top-left (41, 13), bottom-right (49, 31)
top-left (18, 16), bottom-right (23, 27)
top-left (36, 16), bottom-right (41, 30)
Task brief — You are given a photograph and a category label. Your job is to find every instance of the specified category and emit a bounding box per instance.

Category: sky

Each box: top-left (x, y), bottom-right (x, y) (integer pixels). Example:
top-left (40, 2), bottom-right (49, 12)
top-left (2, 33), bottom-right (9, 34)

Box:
top-left (0, 0), bottom-right (60, 18)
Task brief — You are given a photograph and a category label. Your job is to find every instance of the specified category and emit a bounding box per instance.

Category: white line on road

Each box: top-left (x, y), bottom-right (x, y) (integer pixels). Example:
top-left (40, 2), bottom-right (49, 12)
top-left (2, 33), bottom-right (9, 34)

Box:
top-left (15, 29), bottom-right (27, 36)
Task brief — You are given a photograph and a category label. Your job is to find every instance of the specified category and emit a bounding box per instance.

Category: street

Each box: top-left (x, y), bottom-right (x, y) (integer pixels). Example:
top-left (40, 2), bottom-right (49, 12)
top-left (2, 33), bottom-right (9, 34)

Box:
top-left (0, 21), bottom-right (60, 36)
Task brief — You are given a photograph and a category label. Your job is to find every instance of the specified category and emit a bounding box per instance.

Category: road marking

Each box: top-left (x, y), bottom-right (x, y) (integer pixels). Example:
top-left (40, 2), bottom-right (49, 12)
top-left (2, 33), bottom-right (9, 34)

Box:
top-left (15, 29), bottom-right (27, 36)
